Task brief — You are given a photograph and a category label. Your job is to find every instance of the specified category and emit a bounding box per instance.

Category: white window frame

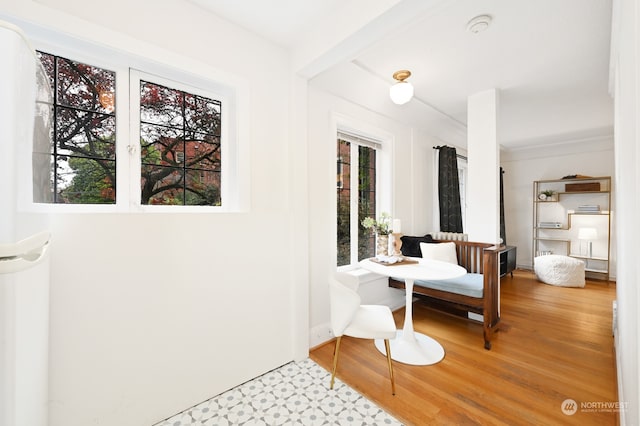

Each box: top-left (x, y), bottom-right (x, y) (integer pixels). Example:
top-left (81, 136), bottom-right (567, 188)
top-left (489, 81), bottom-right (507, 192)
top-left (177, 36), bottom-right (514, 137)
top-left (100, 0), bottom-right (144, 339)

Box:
top-left (29, 39), bottom-right (130, 213)
top-left (129, 70), bottom-right (230, 212)
top-left (17, 20), bottom-right (247, 213)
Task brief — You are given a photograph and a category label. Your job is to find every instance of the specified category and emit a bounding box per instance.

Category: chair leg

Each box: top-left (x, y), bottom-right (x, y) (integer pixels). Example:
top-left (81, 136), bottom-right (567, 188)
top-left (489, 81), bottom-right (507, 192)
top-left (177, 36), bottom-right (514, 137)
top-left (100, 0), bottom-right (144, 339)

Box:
top-left (330, 336), bottom-right (342, 389)
top-left (384, 339), bottom-right (396, 395)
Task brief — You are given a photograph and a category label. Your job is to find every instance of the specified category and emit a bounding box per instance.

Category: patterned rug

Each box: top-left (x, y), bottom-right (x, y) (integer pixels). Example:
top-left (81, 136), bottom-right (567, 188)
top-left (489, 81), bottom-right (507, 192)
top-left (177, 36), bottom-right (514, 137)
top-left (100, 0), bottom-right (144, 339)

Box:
top-left (153, 358), bottom-right (402, 425)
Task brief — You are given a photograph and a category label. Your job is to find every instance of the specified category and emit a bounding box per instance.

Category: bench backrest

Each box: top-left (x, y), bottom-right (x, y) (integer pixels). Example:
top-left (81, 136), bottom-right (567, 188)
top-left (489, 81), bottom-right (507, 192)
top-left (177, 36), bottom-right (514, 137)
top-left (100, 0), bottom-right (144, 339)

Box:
top-left (433, 239), bottom-right (498, 274)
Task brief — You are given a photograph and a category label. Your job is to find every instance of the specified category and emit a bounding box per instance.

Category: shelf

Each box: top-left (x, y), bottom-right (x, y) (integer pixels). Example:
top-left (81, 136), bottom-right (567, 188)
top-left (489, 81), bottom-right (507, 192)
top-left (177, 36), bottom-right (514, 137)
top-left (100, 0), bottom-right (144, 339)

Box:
top-left (535, 192), bottom-right (609, 203)
top-left (535, 176), bottom-right (611, 184)
top-left (585, 268), bottom-right (609, 274)
top-left (568, 212), bottom-right (609, 215)
top-left (533, 176), bottom-right (611, 280)
top-left (569, 254), bottom-right (608, 261)
top-left (561, 192), bottom-right (610, 196)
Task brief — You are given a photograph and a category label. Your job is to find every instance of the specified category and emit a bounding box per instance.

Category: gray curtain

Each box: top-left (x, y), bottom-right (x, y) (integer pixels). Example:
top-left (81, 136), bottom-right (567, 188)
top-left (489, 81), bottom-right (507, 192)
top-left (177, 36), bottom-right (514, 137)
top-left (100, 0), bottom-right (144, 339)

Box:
top-left (437, 146), bottom-right (463, 233)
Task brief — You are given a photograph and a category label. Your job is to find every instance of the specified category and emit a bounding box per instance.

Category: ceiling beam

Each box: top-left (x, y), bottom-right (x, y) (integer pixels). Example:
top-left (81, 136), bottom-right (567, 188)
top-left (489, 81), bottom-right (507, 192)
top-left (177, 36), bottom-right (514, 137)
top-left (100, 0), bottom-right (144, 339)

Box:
top-left (292, 0), bottom-right (449, 79)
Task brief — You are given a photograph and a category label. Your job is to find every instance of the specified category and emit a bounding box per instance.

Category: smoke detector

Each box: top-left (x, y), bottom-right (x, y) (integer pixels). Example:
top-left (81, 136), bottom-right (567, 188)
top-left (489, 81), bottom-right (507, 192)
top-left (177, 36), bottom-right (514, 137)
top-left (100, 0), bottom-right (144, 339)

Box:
top-left (466, 15), bottom-right (492, 34)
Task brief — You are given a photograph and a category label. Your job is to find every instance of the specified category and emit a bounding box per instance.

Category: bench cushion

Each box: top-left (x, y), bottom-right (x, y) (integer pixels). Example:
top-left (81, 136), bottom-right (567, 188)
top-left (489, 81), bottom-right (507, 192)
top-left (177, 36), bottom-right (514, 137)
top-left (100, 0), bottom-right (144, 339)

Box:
top-left (394, 273), bottom-right (484, 298)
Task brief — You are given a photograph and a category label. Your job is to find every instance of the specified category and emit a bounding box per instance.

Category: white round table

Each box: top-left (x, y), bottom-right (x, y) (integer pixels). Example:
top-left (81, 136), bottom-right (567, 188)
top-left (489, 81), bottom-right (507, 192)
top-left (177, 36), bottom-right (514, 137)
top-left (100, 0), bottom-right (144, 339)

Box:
top-left (359, 257), bottom-right (466, 366)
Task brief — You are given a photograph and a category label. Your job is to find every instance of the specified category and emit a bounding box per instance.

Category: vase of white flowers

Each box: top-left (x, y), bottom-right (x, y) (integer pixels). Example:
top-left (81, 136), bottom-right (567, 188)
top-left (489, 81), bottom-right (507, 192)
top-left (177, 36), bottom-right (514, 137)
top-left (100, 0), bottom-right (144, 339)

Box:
top-left (362, 212), bottom-right (392, 256)
top-left (376, 234), bottom-right (390, 256)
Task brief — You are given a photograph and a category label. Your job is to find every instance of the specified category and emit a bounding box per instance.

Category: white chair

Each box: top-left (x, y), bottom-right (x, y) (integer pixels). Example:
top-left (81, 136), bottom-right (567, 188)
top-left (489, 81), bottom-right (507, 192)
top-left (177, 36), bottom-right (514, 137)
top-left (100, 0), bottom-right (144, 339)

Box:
top-left (329, 272), bottom-right (397, 395)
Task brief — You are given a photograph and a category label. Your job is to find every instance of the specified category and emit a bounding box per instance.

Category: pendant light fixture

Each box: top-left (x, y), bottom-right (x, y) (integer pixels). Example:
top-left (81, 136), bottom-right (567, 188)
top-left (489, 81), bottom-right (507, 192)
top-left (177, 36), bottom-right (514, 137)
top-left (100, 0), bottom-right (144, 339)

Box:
top-left (389, 70), bottom-right (414, 105)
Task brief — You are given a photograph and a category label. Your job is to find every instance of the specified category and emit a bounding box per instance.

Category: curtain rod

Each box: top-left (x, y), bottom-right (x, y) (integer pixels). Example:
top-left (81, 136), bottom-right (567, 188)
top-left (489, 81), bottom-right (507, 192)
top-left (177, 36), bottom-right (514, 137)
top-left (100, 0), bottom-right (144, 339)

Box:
top-left (432, 145), bottom-right (468, 161)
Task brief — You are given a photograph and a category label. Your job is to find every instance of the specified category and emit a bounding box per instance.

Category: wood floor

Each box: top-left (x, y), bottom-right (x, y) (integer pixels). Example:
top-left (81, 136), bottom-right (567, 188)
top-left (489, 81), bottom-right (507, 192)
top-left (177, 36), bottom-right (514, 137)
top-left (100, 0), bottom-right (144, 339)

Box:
top-left (310, 269), bottom-right (618, 425)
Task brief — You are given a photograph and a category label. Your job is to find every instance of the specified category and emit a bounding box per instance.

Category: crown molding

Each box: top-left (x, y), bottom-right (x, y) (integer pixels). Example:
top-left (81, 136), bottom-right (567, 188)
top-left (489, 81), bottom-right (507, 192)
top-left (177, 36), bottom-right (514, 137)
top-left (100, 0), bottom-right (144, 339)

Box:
top-left (501, 127), bottom-right (614, 162)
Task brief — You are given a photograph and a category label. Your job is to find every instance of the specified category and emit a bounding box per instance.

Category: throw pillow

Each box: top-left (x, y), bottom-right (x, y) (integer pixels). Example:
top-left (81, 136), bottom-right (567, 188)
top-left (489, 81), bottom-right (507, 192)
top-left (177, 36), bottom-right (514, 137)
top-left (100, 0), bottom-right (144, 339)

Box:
top-left (400, 234), bottom-right (434, 257)
top-left (419, 241), bottom-right (458, 264)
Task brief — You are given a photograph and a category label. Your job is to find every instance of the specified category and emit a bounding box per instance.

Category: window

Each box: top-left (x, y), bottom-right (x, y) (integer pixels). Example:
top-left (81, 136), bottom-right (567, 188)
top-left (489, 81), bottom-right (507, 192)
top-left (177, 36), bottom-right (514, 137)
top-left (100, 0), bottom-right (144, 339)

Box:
top-left (37, 51), bottom-right (116, 204)
top-left (336, 133), bottom-right (380, 267)
top-left (138, 80), bottom-right (222, 206)
top-left (34, 49), bottom-right (228, 209)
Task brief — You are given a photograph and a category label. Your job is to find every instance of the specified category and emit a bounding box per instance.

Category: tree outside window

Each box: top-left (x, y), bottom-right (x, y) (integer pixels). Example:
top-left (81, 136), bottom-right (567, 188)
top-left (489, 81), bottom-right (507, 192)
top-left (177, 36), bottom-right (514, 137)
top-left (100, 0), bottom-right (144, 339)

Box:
top-left (37, 51), bottom-right (116, 204)
top-left (337, 138), bottom-right (377, 267)
top-left (139, 81), bottom-right (222, 205)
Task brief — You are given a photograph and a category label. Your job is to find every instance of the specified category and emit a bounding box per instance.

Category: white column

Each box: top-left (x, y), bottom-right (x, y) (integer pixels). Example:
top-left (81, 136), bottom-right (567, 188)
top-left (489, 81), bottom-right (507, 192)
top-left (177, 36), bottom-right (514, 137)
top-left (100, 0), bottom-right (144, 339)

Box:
top-left (289, 74), bottom-right (310, 361)
top-left (611, 0), bottom-right (640, 424)
top-left (466, 89), bottom-right (500, 244)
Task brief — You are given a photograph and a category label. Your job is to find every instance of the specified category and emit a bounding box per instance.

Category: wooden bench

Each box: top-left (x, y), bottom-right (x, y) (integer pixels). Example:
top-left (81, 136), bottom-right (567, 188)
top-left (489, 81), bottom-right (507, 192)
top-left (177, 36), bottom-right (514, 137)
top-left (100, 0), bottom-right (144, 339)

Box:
top-left (389, 239), bottom-right (502, 350)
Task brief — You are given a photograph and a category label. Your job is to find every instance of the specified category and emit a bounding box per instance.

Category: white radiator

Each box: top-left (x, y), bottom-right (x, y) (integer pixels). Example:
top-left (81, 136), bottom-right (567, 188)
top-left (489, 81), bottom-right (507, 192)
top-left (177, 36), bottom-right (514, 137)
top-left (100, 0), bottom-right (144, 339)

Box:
top-left (431, 232), bottom-right (468, 241)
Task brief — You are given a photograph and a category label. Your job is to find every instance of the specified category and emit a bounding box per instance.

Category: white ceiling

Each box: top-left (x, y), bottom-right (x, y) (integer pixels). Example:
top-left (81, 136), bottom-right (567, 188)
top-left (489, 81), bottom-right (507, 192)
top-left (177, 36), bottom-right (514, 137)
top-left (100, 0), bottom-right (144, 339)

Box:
top-left (190, 0), bottom-right (613, 150)
top-left (189, 0), bottom-right (345, 48)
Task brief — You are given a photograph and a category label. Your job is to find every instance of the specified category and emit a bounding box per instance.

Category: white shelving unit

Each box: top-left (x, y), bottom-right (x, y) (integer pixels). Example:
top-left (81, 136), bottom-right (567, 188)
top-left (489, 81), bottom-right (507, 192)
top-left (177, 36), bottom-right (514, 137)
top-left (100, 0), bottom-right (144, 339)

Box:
top-left (532, 176), bottom-right (611, 280)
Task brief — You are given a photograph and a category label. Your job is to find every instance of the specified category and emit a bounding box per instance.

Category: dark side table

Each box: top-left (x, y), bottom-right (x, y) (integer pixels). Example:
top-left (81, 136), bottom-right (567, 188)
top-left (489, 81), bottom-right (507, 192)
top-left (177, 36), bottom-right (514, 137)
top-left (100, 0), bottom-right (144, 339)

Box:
top-left (500, 245), bottom-right (517, 277)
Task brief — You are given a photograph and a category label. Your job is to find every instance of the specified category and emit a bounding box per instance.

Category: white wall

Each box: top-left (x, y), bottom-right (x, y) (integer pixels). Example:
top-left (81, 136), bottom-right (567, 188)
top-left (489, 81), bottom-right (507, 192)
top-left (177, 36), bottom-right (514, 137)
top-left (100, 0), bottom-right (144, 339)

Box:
top-left (0, 1), bottom-right (301, 425)
top-left (306, 86), bottom-right (439, 347)
top-left (611, 0), bottom-right (640, 423)
top-left (501, 137), bottom-right (615, 273)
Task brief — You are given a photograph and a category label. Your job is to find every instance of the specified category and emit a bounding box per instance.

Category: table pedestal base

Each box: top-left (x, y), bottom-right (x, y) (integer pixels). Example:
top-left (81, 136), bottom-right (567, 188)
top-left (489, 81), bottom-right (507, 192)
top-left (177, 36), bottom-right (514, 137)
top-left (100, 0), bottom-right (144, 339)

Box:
top-left (375, 330), bottom-right (445, 366)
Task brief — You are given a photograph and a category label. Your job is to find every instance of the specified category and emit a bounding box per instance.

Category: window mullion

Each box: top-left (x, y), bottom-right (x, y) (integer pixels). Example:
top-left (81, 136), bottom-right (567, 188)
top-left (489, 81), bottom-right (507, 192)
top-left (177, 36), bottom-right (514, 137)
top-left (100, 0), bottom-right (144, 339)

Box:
top-left (350, 143), bottom-right (359, 265)
top-left (112, 65), bottom-right (129, 210)
top-left (181, 91), bottom-right (187, 204)
top-left (52, 57), bottom-right (59, 201)
top-left (128, 70), bottom-right (142, 208)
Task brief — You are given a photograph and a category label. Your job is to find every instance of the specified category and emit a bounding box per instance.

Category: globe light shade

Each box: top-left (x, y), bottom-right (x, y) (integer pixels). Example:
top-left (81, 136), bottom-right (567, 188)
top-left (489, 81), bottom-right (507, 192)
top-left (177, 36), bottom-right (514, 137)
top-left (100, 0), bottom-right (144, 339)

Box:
top-left (389, 80), bottom-right (414, 105)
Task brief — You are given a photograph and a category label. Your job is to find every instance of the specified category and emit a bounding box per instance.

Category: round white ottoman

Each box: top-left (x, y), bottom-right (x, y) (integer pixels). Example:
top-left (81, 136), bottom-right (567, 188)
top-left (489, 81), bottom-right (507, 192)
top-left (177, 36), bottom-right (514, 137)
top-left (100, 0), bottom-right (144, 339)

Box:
top-left (534, 255), bottom-right (585, 287)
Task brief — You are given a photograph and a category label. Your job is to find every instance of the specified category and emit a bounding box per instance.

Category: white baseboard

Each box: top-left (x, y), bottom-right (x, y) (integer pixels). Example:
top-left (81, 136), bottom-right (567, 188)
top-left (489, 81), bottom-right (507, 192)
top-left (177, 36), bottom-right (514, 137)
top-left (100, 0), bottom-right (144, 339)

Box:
top-left (614, 321), bottom-right (625, 426)
top-left (309, 323), bottom-right (334, 349)
top-left (381, 292), bottom-right (406, 312)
